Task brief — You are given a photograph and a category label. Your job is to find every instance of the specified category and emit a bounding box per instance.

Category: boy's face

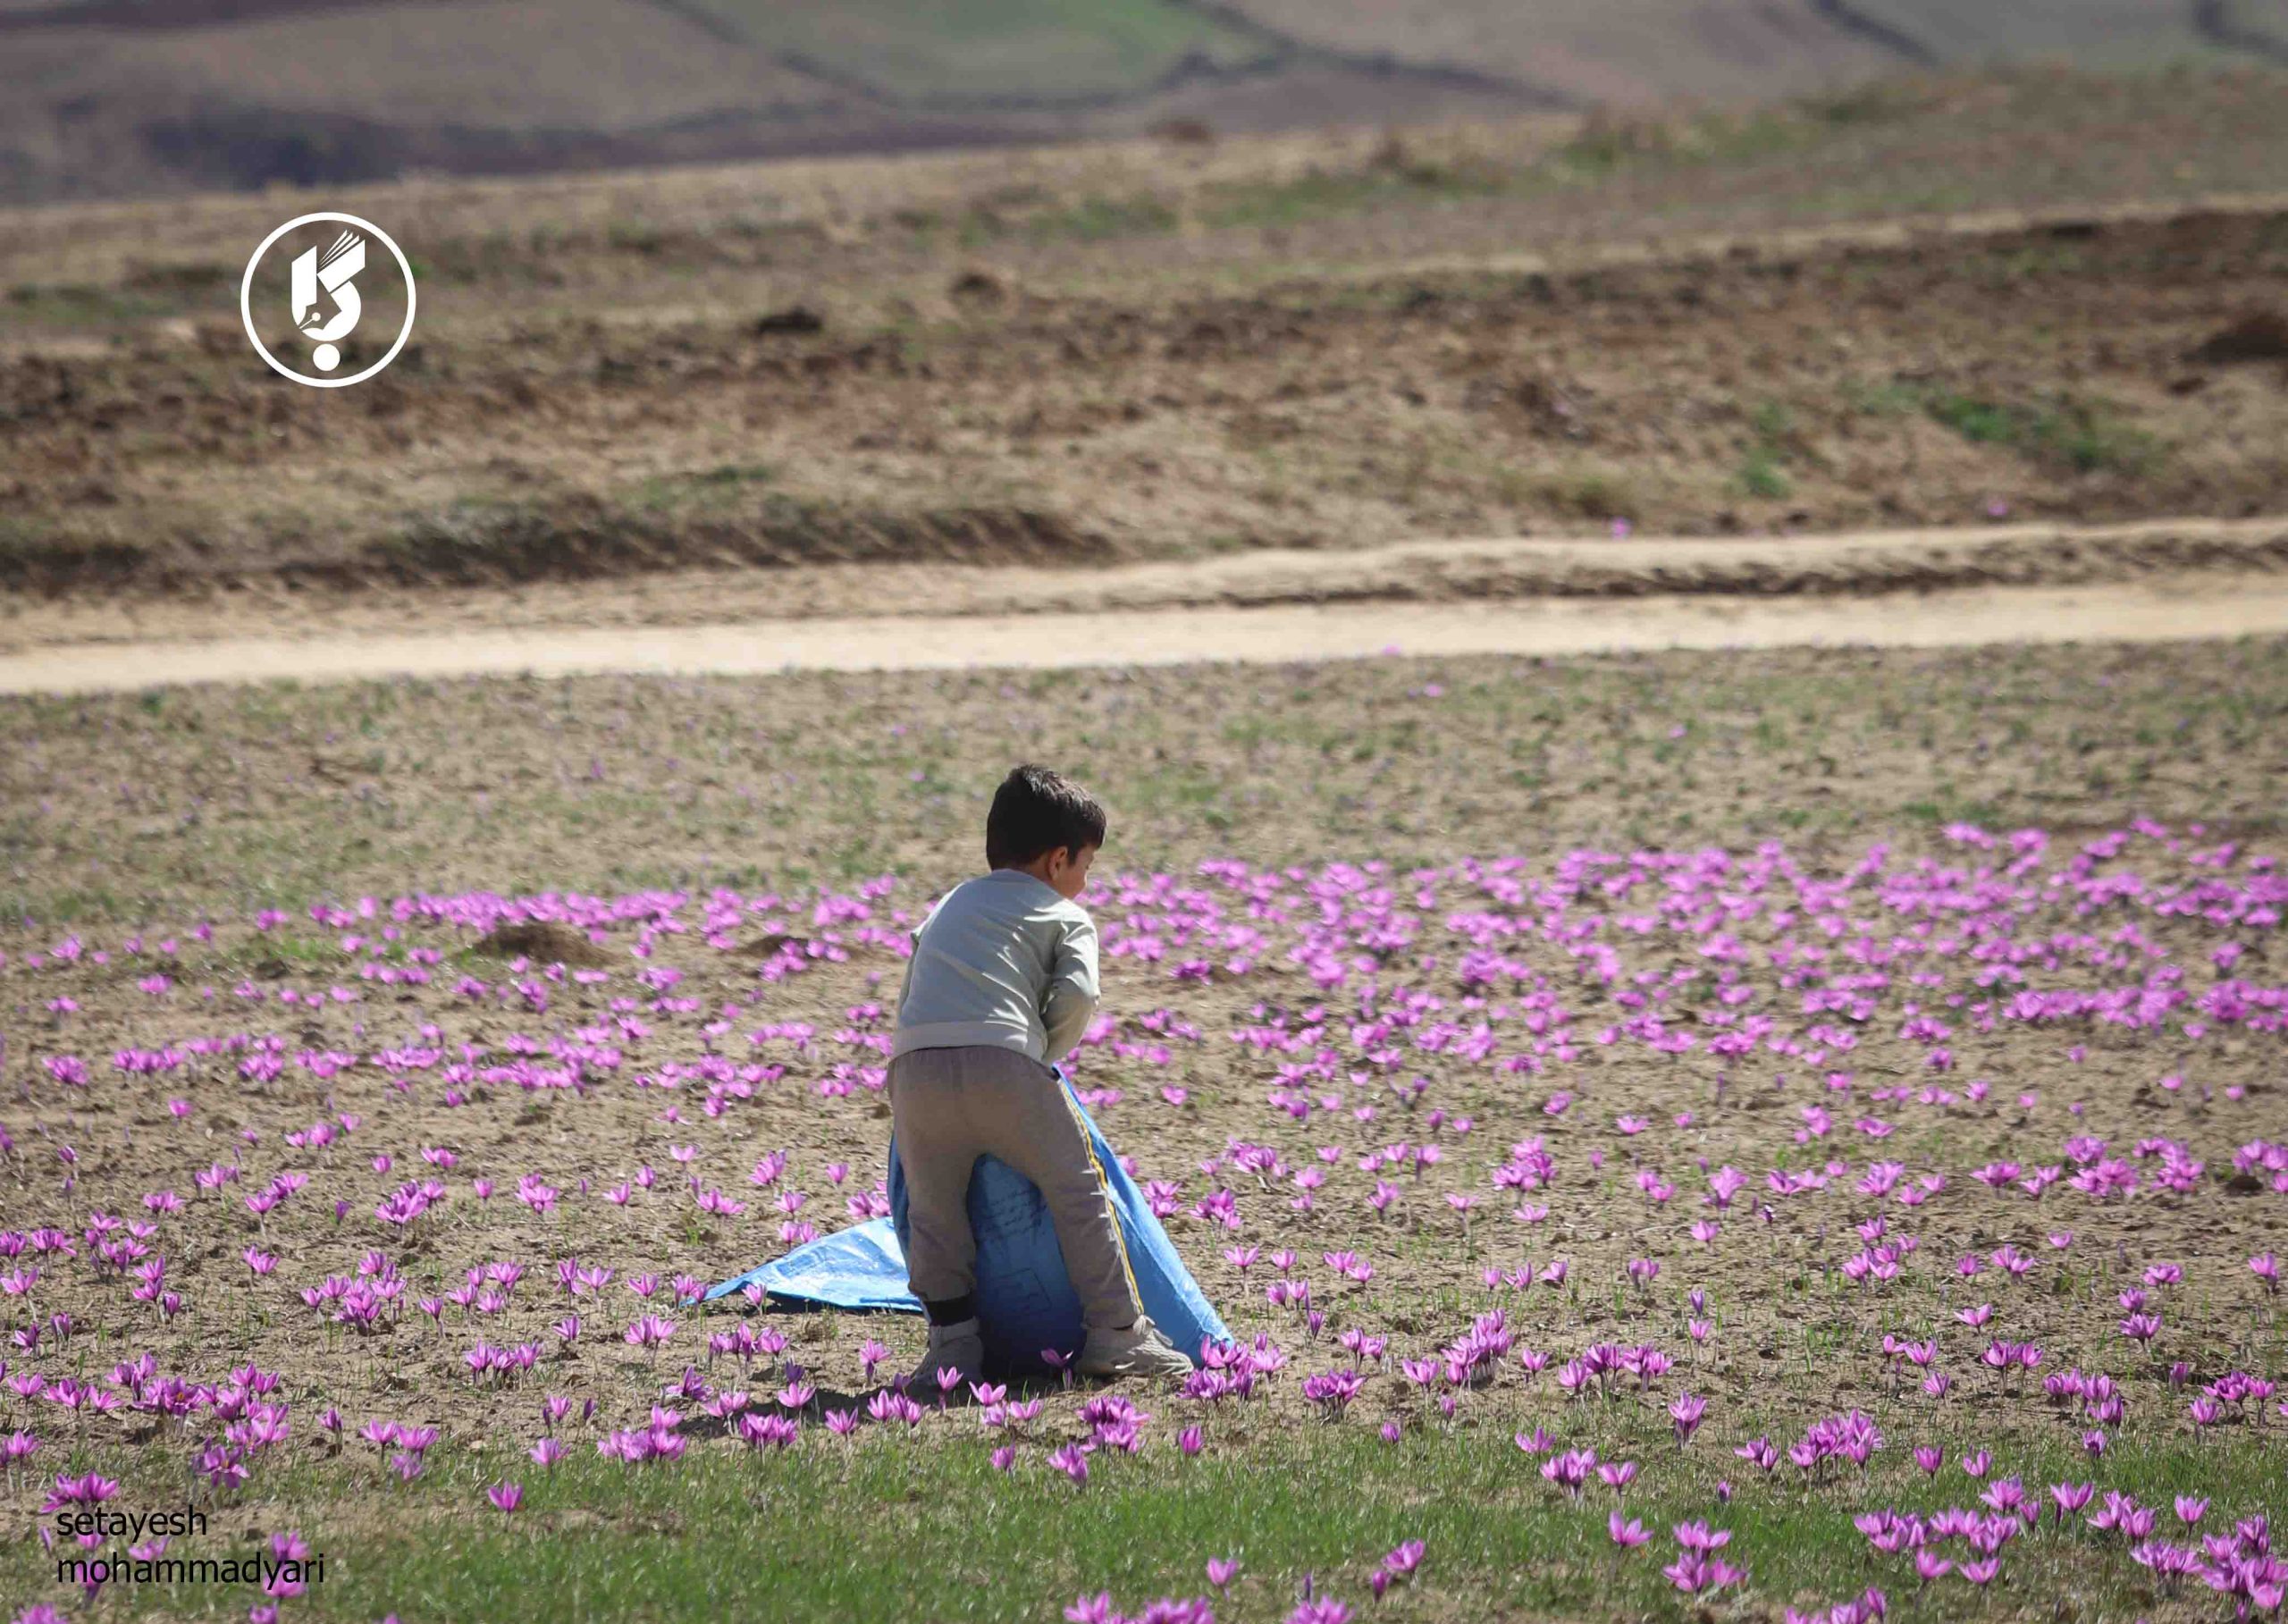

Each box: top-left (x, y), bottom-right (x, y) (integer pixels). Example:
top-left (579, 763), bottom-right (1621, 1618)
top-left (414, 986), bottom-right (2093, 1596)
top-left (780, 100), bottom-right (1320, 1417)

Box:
top-left (1043, 843), bottom-right (1097, 900)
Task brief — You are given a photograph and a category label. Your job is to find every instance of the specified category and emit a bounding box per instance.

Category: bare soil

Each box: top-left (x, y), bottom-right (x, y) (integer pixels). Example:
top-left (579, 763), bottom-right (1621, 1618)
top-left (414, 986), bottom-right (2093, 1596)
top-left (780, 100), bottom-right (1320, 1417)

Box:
top-left (5, 564), bottom-right (2288, 696)
top-left (5, 69), bottom-right (2288, 618)
top-left (4, 517), bottom-right (2286, 663)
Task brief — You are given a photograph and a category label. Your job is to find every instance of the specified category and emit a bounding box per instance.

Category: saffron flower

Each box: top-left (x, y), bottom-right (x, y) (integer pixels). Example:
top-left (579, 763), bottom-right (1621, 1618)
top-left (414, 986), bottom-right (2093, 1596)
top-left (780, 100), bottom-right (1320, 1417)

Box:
top-left (1669, 1392), bottom-right (1707, 1445)
top-left (1541, 1448), bottom-right (1596, 1500)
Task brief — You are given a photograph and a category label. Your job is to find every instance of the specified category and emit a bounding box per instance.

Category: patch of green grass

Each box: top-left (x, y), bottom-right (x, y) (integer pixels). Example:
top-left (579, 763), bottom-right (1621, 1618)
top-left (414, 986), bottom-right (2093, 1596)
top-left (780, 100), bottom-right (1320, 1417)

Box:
top-left (604, 221), bottom-right (670, 256)
top-left (963, 192), bottom-right (1181, 248)
top-left (1548, 82), bottom-right (1931, 186)
top-left (682, 0), bottom-right (1265, 101)
top-left (4, 281), bottom-right (164, 325)
top-left (1735, 447), bottom-right (1793, 500)
top-left (626, 462), bottom-right (779, 514)
top-left (1526, 464), bottom-right (1640, 521)
top-left (1838, 376), bottom-right (2163, 476)
top-left (1796, 78), bottom-right (1949, 128)
top-left (1199, 161), bottom-right (1508, 231)
top-left (1918, 390), bottom-right (2163, 476)
top-left (10, 1421), bottom-right (2282, 1621)
top-left (1546, 120), bottom-right (1670, 182)
top-left (1841, 379), bottom-right (1924, 419)
top-left (1026, 193), bottom-right (1180, 244)
top-left (1923, 393), bottom-right (2020, 447)
top-left (6, 640), bottom-right (2287, 928)
top-left (1729, 399), bottom-right (1802, 501)
top-left (1187, 77), bottom-right (1938, 237)
top-left (1551, 106), bottom-right (1806, 182)
top-left (0, 883), bottom-right (130, 922)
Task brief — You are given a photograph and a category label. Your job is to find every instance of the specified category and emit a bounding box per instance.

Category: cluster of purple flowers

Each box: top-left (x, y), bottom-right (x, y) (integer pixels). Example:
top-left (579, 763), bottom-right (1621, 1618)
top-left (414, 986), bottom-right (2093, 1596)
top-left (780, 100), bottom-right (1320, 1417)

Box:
top-left (1662, 1521), bottom-right (1745, 1595)
top-left (3, 819), bottom-right (2284, 1623)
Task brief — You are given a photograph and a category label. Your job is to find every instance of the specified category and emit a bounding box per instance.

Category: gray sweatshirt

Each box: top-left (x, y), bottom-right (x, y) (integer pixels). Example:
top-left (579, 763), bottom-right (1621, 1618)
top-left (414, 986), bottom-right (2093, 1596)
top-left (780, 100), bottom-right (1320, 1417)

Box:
top-left (890, 868), bottom-right (1101, 1064)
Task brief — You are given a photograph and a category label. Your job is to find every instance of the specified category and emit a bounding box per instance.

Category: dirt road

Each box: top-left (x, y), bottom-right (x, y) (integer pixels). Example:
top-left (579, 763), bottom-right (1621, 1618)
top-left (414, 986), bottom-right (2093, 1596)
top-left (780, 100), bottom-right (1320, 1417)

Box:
top-left (1, 539), bottom-right (2282, 693)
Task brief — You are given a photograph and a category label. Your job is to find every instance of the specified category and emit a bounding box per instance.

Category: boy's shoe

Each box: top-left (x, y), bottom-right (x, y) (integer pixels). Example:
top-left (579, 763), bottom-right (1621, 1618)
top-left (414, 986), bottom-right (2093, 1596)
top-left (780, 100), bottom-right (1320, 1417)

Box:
top-left (904, 1317), bottom-right (985, 1393)
top-left (1077, 1316), bottom-right (1195, 1379)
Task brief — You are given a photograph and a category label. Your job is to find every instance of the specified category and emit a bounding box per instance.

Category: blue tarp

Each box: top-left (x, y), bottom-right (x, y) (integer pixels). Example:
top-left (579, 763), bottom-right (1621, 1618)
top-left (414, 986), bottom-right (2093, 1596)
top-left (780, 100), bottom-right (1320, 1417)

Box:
top-left (705, 1068), bottom-right (1231, 1376)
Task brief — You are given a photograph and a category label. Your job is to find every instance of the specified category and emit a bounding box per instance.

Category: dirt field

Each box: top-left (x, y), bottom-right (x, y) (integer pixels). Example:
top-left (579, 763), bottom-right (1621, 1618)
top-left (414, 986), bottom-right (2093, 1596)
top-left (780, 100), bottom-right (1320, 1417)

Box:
top-left (5, 67), bottom-right (2288, 617)
top-left (1, 636), bottom-right (2284, 1620)
top-left (4, 0), bottom-right (2283, 203)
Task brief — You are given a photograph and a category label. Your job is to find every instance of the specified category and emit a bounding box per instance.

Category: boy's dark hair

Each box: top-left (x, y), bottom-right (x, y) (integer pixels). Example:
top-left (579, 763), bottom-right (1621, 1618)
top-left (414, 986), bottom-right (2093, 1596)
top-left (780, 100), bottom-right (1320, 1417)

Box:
top-left (986, 764), bottom-right (1107, 870)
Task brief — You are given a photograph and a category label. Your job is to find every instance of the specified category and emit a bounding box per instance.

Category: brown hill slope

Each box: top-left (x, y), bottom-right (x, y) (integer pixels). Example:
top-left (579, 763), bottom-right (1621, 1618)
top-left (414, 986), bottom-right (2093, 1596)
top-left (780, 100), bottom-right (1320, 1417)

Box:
top-left (1220, 0), bottom-right (2288, 105)
top-left (2, 0), bottom-right (2285, 201)
top-left (4, 68), bottom-right (2286, 603)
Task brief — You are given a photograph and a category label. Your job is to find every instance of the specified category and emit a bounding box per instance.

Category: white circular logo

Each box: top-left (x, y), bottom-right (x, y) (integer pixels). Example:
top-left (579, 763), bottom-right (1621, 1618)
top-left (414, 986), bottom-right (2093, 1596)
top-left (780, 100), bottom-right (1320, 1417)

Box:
top-left (240, 212), bottom-right (416, 388)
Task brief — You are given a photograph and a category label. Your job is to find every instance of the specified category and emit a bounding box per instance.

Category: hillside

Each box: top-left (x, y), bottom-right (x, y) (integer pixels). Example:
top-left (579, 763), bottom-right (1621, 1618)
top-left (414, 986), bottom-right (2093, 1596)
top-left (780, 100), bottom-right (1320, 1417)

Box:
top-left (4, 65), bottom-right (2286, 608)
top-left (1224, 0), bottom-right (2288, 104)
top-left (1, 0), bottom-right (2284, 201)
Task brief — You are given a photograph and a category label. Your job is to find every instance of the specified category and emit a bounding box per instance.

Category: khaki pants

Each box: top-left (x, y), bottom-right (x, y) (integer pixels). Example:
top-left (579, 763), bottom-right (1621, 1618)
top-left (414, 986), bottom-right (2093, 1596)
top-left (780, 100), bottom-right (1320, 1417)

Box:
top-left (888, 1045), bottom-right (1142, 1332)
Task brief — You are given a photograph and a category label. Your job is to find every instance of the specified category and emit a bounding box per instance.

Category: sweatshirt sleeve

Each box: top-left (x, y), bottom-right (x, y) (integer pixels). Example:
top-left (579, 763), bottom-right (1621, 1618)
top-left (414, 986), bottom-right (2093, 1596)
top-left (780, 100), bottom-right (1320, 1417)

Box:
top-left (1039, 909), bottom-right (1100, 1064)
top-left (891, 898), bottom-right (935, 1022)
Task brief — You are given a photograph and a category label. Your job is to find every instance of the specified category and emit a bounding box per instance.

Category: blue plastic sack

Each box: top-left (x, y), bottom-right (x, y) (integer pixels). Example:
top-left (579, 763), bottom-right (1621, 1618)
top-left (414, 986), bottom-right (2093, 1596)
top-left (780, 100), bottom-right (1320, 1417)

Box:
top-left (705, 1067), bottom-right (1230, 1376)
top-left (703, 1216), bottom-right (916, 1313)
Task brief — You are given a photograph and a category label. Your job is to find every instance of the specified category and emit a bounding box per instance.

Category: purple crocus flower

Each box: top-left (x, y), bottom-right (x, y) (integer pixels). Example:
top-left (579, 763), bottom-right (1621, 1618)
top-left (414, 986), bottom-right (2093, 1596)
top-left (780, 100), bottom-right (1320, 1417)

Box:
top-left (1670, 1393), bottom-right (1707, 1445)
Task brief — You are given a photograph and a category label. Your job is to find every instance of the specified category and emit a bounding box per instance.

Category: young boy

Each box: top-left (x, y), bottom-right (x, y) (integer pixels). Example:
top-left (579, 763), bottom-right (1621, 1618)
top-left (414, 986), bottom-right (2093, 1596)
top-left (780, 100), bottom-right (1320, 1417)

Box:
top-left (888, 763), bottom-right (1194, 1385)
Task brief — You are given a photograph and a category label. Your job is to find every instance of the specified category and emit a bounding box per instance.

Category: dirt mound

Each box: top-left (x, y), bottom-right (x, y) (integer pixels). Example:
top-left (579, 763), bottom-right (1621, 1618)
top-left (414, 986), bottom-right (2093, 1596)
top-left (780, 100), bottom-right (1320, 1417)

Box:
top-left (1148, 118), bottom-right (1216, 145)
top-left (0, 500), bottom-right (1110, 597)
top-left (739, 930), bottom-right (896, 961)
top-left (467, 920), bottom-right (613, 967)
top-left (948, 269), bottom-right (1008, 306)
top-left (740, 931), bottom-right (810, 957)
top-left (2186, 309), bottom-right (2288, 364)
top-left (754, 307), bottom-right (827, 336)
top-left (1212, 526), bottom-right (2288, 607)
